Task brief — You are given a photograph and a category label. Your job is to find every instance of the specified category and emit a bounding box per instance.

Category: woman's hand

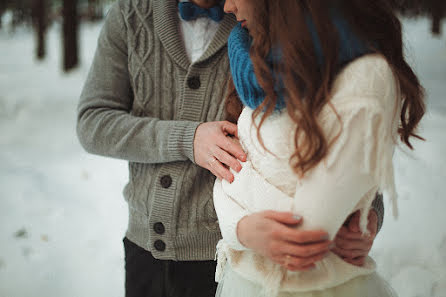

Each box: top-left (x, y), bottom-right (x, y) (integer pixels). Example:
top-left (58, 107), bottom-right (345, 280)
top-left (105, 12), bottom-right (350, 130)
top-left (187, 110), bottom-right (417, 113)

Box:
top-left (237, 211), bottom-right (333, 271)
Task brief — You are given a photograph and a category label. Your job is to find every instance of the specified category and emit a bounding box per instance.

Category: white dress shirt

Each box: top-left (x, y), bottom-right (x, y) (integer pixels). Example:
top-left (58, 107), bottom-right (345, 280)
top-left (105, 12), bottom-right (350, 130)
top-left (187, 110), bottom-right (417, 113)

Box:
top-left (178, 0), bottom-right (221, 63)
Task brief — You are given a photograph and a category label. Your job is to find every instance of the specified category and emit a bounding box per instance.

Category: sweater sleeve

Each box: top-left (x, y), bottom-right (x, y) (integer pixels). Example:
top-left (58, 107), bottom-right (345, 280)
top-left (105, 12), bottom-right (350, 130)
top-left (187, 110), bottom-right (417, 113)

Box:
top-left (215, 56), bottom-right (397, 245)
top-left (76, 1), bottom-right (201, 164)
top-left (291, 96), bottom-right (397, 239)
top-left (213, 179), bottom-right (250, 250)
top-left (215, 150), bottom-right (386, 249)
top-left (217, 100), bottom-right (392, 246)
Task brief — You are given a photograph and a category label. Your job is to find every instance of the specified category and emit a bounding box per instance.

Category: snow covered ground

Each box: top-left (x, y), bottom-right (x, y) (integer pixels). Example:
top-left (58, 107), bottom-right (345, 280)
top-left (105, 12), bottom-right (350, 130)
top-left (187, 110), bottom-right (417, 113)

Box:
top-left (0, 17), bottom-right (445, 297)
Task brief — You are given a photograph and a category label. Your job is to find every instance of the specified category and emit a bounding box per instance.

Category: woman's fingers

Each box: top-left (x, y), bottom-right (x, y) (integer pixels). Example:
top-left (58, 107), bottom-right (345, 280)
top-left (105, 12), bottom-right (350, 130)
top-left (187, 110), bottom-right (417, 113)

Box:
top-left (263, 210), bottom-right (303, 226)
top-left (285, 251), bottom-right (328, 271)
top-left (288, 263), bottom-right (316, 271)
top-left (237, 211), bottom-right (333, 271)
top-left (283, 228), bottom-right (329, 244)
top-left (208, 156), bottom-right (234, 183)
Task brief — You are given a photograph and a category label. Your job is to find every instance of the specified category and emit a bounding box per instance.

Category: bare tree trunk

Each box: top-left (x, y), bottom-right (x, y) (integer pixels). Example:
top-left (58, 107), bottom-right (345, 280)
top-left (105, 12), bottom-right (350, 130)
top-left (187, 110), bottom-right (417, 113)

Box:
top-left (429, 0), bottom-right (444, 36)
top-left (87, 0), bottom-right (96, 21)
top-left (32, 0), bottom-right (46, 60)
top-left (63, 0), bottom-right (78, 71)
top-left (0, 4), bottom-right (4, 30)
top-left (431, 12), bottom-right (441, 35)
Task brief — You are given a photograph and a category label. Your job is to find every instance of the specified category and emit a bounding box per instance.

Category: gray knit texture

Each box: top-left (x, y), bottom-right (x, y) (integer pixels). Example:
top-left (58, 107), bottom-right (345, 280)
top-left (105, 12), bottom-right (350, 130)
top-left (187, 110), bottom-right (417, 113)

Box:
top-left (77, 0), bottom-right (237, 261)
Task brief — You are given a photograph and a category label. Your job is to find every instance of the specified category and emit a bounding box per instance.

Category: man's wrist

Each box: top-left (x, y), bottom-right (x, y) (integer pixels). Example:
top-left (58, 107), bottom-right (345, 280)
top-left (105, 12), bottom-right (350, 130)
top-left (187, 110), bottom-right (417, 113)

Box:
top-left (371, 193), bottom-right (384, 234)
top-left (167, 120), bottom-right (202, 163)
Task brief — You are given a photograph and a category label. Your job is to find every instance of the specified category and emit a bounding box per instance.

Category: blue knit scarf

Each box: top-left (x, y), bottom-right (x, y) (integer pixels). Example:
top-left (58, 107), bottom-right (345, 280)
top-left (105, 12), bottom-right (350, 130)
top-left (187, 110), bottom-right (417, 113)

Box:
top-left (228, 15), bottom-right (374, 111)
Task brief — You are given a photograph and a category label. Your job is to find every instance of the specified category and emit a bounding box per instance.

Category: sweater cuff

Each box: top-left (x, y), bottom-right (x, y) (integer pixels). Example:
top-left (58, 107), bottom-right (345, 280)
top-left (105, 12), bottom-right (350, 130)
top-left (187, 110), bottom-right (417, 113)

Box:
top-left (167, 121), bottom-right (202, 163)
top-left (371, 192), bottom-right (384, 234)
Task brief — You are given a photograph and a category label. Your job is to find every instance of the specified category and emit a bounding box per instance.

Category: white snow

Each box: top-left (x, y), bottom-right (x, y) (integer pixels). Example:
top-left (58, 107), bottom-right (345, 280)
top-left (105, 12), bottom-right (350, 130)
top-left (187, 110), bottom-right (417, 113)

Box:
top-left (0, 17), bottom-right (445, 297)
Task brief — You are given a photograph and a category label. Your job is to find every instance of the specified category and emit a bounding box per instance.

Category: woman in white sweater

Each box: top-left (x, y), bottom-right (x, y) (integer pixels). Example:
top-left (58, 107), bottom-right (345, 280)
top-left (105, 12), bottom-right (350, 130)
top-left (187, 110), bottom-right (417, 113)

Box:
top-left (213, 0), bottom-right (425, 296)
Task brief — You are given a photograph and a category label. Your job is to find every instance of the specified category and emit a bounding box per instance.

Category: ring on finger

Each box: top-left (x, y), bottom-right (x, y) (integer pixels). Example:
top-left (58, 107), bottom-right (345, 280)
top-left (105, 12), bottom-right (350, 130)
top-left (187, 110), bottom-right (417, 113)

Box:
top-left (209, 156), bottom-right (218, 166)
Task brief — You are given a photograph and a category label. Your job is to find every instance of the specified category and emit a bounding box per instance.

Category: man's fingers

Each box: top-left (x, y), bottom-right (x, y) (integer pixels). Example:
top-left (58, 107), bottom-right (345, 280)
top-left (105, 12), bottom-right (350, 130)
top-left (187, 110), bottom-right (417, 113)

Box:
top-left (336, 226), bottom-right (366, 240)
top-left (214, 148), bottom-right (242, 173)
top-left (286, 229), bottom-right (330, 244)
top-left (342, 256), bottom-right (366, 267)
top-left (334, 236), bottom-right (372, 251)
top-left (347, 211), bottom-right (361, 233)
top-left (209, 157), bottom-right (234, 183)
top-left (280, 240), bottom-right (332, 258)
top-left (222, 121), bottom-right (239, 138)
top-left (343, 210), bottom-right (378, 238)
top-left (217, 132), bottom-right (246, 162)
top-left (367, 210), bottom-right (378, 236)
top-left (332, 247), bottom-right (367, 259)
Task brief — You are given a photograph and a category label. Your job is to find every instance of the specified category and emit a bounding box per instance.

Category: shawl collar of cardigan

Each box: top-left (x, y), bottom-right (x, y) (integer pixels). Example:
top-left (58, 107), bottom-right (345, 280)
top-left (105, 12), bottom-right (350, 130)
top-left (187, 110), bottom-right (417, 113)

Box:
top-left (153, 0), bottom-right (237, 70)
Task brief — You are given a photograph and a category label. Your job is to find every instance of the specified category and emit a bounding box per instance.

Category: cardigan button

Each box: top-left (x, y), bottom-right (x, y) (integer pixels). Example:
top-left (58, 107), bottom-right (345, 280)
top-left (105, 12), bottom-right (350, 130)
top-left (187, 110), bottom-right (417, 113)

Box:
top-left (160, 175), bottom-right (172, 188)
top-left (187, 76), bottom-right (201, 90)
top-left (154, 222), bottom-right (165, 235)
top-left (154, 240), bottom-right (166, 252)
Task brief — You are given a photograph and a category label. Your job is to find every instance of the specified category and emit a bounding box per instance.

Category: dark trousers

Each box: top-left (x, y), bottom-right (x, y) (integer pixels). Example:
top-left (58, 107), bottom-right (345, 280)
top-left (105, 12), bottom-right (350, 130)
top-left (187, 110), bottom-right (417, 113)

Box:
top-left (123, 237), bottom-right (218, 297)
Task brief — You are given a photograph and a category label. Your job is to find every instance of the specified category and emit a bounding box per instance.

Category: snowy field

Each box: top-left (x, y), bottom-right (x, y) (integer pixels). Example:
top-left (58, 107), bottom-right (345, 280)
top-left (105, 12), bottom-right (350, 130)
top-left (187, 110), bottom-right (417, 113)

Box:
top-left (0, 17), bottom-right (445, 297)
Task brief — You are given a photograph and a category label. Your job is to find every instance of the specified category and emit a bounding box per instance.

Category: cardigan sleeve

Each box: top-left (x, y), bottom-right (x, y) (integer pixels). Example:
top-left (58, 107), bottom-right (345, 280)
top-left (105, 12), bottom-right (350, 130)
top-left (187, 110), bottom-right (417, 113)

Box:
top-left (372, 193), bottom-right (385, 234)
top-left (76, 0), bottom-right (201, 164)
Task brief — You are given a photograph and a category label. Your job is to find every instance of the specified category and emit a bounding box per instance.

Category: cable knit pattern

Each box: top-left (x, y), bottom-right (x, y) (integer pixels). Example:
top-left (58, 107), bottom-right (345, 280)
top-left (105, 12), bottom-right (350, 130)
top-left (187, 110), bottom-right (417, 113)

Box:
top-left (77, 0), bottom-right (238, 261)
top-left (213, 54), bottom-right (401, 294)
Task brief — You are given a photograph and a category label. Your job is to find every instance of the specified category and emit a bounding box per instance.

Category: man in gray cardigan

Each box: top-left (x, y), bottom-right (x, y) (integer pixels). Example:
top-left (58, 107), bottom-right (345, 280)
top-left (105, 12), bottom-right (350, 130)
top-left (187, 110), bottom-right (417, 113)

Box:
top-left (77, 0), bottom-right (384, 296)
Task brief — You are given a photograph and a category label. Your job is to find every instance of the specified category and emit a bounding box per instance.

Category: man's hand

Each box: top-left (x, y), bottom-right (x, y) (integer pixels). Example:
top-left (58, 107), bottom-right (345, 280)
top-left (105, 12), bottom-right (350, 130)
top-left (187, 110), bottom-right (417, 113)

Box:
top-left (194, 121), bottom-right (247, 183)
top-left (332, 210), bottom-right (378, 266)
top-left (237, 211), bottom-right (333, 271)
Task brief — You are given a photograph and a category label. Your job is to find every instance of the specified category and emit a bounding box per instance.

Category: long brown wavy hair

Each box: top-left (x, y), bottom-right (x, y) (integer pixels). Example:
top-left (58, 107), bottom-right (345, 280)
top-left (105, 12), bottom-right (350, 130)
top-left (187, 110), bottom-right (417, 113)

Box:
top-left (225, 0), bottom-right (425, 177)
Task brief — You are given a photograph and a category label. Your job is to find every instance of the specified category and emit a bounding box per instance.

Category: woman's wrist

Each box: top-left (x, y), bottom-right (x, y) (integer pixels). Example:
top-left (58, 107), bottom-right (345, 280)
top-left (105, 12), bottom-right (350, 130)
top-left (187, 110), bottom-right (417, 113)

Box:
top-left (236, 215), bottom-right (250, 248)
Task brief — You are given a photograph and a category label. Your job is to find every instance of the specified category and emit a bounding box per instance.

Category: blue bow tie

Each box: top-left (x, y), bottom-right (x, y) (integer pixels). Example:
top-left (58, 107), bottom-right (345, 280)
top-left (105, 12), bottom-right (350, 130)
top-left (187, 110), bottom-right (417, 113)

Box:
top-left (178, 2), bottom-right (225, 22)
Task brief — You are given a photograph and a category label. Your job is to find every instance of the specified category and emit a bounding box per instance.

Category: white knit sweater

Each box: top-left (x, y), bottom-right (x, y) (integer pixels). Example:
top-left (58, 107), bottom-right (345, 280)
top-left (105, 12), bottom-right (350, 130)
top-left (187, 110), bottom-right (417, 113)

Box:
top-left (213, 54), bottom-right (401, 295)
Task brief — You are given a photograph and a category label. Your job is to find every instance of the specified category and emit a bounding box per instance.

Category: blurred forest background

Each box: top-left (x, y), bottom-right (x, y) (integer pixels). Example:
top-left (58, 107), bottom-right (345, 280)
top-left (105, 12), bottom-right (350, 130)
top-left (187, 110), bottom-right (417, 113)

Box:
top-left (0, 0), bottom-right (445, 71)
top-left (0, 1), bottom-right (445, 297)
top-left (0, 0), bottom-right (111, 71)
